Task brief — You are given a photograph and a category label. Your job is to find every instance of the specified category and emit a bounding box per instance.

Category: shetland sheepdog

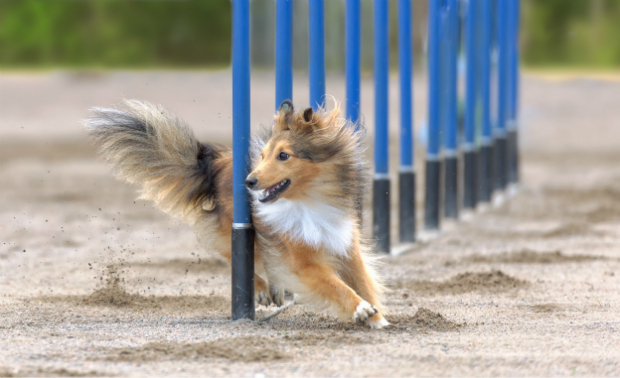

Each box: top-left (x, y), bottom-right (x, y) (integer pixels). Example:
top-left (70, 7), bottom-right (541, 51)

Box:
top-left (85, 99), bottom-right (388, 329)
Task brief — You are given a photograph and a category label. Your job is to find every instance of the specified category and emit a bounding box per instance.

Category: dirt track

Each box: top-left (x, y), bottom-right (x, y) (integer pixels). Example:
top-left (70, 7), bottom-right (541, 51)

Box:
top-left (1, 71), bottom-right (619, 377)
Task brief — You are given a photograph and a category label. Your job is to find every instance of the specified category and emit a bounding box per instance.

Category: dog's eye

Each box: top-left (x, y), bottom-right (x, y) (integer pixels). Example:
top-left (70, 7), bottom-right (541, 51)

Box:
top-left (277, 152), bottom-right (290, 161)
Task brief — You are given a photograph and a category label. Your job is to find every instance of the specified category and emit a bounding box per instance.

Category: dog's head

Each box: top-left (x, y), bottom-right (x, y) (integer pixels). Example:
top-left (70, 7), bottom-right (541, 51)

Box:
top-left (246, 100), bottom-right (361, 204)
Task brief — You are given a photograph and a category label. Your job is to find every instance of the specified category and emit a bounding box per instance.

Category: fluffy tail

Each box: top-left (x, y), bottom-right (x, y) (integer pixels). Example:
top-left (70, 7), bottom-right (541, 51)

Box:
top-left (84, 99), bottom-right (225, 219)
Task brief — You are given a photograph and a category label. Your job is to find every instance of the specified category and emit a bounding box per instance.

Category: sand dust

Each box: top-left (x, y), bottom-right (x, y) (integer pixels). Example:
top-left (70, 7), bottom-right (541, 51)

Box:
top-left (103, 336), bottom-right (286, 363)
top-left (389, 308), bottom-right (464, 332)
top-left (395, 270), bottom-right (529, 296)
top-left (1, 72), bottom-right (620, 376)
top-left (0, 367), bottom-right (103, 377)
top-left (459, 249), bottom-right (607, 264)
top-left (129, 257), bottom-right (230, 275)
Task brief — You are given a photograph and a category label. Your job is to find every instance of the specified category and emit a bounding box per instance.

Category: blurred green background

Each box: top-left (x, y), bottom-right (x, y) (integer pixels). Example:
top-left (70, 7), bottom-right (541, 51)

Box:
top-left (0, 0), bottom-right (618, 70)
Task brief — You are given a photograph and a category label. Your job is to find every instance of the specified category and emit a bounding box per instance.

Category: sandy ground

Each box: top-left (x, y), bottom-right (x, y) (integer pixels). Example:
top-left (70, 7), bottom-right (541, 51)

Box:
top-left (0, 70), bottom-right (619, 377)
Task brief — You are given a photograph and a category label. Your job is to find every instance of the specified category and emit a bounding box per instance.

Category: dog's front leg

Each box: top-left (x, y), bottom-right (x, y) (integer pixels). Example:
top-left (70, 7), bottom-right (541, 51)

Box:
top-left (295, 261), bottom-right (378, 324)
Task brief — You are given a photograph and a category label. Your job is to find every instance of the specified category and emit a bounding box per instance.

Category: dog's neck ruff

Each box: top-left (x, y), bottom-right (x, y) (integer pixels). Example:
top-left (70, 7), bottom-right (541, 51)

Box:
top-left (254, 197), bottom-right (354, 257)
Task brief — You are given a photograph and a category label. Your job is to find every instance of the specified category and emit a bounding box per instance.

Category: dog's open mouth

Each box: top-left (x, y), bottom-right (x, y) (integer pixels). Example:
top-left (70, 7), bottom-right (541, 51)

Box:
top-left (258, 179), bottom-right (290, 203)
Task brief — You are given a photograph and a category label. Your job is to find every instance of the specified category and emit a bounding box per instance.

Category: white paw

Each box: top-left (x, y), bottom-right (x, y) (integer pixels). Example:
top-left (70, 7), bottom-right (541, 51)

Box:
top-left (368, 317), bottom-right (390, 329)
top-left (256, 290), bottom-right (272, 306)
top-left (352, 300), bottom-right (378, 322)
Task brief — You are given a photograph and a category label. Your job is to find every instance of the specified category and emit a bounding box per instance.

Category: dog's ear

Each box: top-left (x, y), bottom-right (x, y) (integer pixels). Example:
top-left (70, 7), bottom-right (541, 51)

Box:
top-left (273, 100), bottom-right (294, 132)
top-left (303, 107), bottom-right (313, 122)
top-left (291, 107), bottom-right (320, 134)
top-left (279, 100), bottom-right (294, 115)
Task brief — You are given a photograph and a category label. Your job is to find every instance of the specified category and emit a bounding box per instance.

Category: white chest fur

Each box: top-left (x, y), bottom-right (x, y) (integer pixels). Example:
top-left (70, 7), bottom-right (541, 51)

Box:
top-left (254, 197), bottom-right (354, 257)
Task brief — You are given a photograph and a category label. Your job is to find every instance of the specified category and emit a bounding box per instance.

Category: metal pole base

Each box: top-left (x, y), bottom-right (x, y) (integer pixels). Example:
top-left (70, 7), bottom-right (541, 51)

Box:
top-left (424, 159), bottom-right (442, 230)
top-left (373, 177), bottom-right (391, 254)
top-left (507, 130), bottom-right (519, 184)
top-left (463, 149), bottom-right (479, 209)
top-left (398, 171), bottom-right (416, 243)
top-left (479, 144), bottom-right (494, 203)
top-left (494, 136), bottom-right (508, 191)
top-left (231, 226), bottom-right (255, 321)
top-left (444, 156), bottom-right (458, 219)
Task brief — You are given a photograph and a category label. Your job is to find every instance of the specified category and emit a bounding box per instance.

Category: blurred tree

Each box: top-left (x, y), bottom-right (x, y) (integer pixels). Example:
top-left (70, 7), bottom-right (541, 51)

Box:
top-left (0, 0), bottom-right (231, 68)
top-left (522, 0), bottom-right (620, 68)
top-left (2, 0), bottom-right (620, 69)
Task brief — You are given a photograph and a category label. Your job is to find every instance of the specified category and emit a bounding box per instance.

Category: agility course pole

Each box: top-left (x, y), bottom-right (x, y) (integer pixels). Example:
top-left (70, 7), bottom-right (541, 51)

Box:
top-left (373, 0), bottom-right (390, 254)
top-left (494, 0), bottom-right (509, 191)
top-left (231, 0), bottom-right (255, 321)
top-left (424, 0), bottom-right (444, 230)
top-left (398, 0), bottom-right (416, 243)
top-left (463, 0), bottom-right (480, 209)
top-left (443, 0), bottom-right (459, 219)
top-left (275, 0), bottom-right (293, 110)
top-left (345, 0), bottom-right (361, 124)
top-left (478, 0), bottom-right (494, 203)
top-left (507, 0), bottom-right (520, 185)
top-left (308, 0), bottom-right (325, 110)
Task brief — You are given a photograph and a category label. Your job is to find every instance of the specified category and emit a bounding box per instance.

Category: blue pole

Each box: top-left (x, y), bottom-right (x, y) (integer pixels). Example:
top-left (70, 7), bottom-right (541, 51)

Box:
top-left (427, 1), bottom-right (441, 160)
top-left (345, 0), bottom-right (360, 124)
top-left (444, 0), bottom-right (459, 218)
top-left (495, 0), bottom-right (508, 190)
top-left (463, 0), bottom-right (479, 209)
top-left (464, 0), bottom-right (477, 150)
top-left (374, 0), bottom-right (389, 177)
top-left (373, 0), bottom-right (390, 253)
top-left (275, 0), bottom-right (293, 110)
top-left (309, 0), bottom-right (325, 110)
top-left (398, 0), bottom-right (416, 243)
top-left (444, 0), bottom-right (459, 156)
top-left (480, 0), bottom-right (492, 147)
top-left (231, 0), bottom-right (254, 321)
top-left (398, 0), bottom-right (413, 170)
top-left (510, 0), bottom-right (520, 122)
top-left (424, 0), bottom-right (443, 230)
top-left (478, 0), bottom-right (493, 202)
top-left (508, 0), bottom-right (520, 184)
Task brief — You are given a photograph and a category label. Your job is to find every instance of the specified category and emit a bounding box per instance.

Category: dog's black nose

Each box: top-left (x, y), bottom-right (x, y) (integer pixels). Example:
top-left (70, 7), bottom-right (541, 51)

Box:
top-left (245, 177), bottom-right (258, 189)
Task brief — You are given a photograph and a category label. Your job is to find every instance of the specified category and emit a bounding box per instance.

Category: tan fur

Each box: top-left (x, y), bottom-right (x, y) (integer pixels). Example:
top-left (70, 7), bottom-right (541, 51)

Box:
top-left (85, 99), bottom-right (388, 328)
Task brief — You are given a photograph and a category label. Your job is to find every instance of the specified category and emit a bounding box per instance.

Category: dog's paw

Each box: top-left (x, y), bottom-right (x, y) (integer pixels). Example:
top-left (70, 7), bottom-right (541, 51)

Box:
top-left (256, 289), bottom-right (273, 306)
top-left (269, 284), bottom-right (285, 307)
top-left (368, 314), bottom-right (390, 329)
top-left (352, 300), bottom-right (378, 322)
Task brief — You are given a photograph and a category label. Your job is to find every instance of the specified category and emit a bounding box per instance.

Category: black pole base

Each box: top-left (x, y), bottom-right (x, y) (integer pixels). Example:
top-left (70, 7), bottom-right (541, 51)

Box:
top-left (373, 177), bottom-right (391, 254)
top-left (444, 156), bottom-right (458, 219)
top-left (494, 136), bottom-right (508, 192)
top-left (398, 170), bottom-right (416, 243)
top-left (479, 144), bottom-right (494, 203)
top-left (463, 150), bottom-right (479, 209)
top-left (424, 159), bottom-right (442, 230)
top-left (507, 130), bottom-right (519, 184)
top-left (231, 226), bottom-right (255, 321)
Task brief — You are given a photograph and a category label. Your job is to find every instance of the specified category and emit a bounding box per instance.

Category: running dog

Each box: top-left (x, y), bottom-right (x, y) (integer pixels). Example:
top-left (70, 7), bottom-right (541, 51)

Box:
top-left (85, 99), bottom-right (388, 329)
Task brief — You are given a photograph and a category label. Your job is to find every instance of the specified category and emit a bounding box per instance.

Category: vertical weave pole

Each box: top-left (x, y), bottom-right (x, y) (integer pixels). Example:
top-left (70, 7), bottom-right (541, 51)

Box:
top-left (494, 0), bottom-right (509, 192)
top-left (478, 0), bottom-right (493, 202)
top-left (309, 0), bottom-right (325, 110)
top-left (275, 0), bottom-right (293, 109)
top-left (463, 0), bottom-right (480, 209)
top-left (345, 0), bottom-right (361, 124)
top-left (424, 0), bottom-right (443, 230)
top-left (443, 0), bottom-right (459, 219)
top-left (507, 0), bottom-right (520, 185)
top-left (373, 0), bottom-right (390, 254)
top-left (398, 0), bottom-right (416, 243)
top-left (231, 0), bottom-right (255, 321)
top-left (463, 0), bottom-right (479, 209)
